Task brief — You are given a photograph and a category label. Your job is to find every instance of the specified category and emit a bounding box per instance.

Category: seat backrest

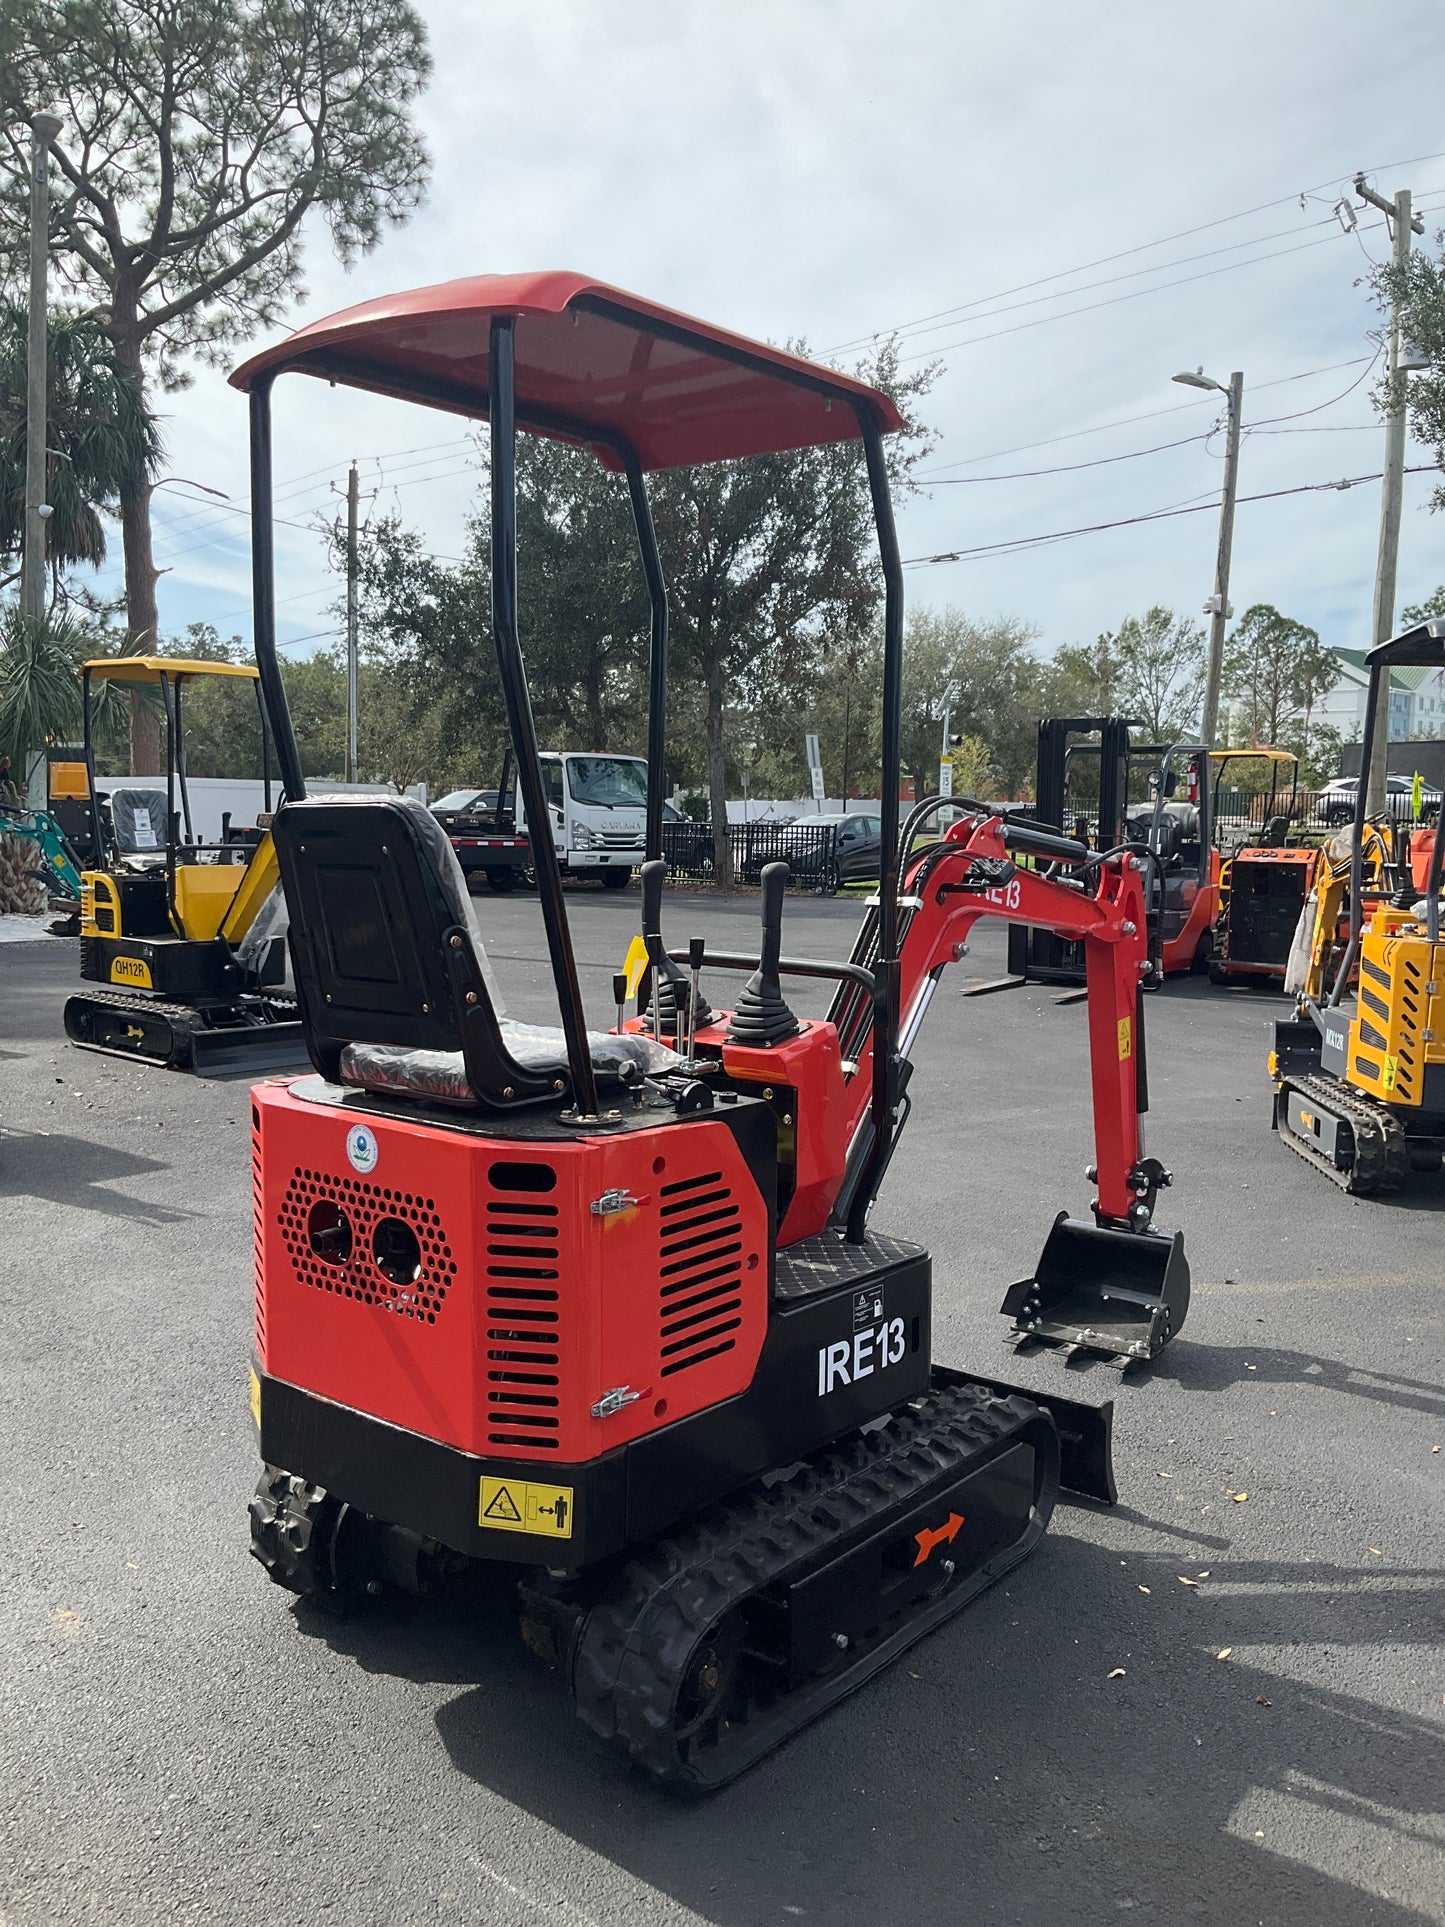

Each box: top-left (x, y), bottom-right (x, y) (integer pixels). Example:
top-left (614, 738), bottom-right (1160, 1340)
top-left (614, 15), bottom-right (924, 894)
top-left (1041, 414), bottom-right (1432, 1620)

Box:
top-left (271, 793), bottom-right (554, 1106)
top-left (108, 787), bottom-right (170, 854)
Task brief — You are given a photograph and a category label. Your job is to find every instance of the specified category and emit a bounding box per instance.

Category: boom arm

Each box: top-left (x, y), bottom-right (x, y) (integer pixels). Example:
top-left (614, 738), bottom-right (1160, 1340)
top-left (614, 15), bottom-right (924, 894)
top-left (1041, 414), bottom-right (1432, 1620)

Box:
top-left (833, 812), bottom-right (1154, 1228)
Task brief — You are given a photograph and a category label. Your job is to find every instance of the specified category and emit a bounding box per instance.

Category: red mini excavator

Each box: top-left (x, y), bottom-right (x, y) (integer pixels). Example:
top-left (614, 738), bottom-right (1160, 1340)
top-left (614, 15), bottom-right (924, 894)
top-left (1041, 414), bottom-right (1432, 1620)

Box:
top-left (236, 274), bottom-right (1190, 1790)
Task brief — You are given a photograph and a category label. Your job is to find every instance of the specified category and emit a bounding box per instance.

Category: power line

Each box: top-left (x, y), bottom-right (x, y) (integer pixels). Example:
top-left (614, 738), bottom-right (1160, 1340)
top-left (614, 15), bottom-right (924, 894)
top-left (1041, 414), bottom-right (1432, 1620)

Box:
top-left (917, 354), bottom-right (1376, 476)
top-left (928, 432), bottom-right (1209, 485)
top-left (899, 221), bottom-right (1403, 365)
top-left (848, 210), bottom-right (1344, 355)
top-left (906, 465), bottom-right (1438, 566)
top-left (1245, 346), bottom-right (1383, 426)
top-left (827, 148), bottom-right (1445, 356)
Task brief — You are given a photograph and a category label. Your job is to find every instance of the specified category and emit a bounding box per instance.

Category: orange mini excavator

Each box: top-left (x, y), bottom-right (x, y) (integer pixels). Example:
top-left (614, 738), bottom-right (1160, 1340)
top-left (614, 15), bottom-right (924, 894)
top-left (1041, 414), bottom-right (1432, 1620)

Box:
top-left (237, 275), bottom-right (1190, 1789)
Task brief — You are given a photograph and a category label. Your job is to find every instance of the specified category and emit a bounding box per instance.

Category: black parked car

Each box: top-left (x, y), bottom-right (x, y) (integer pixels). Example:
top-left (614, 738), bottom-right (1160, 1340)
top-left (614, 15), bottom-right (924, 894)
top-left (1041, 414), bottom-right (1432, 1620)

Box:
top-left (781, 810), bottom-right (882, 887)
top-left (659, 800), bottom-right (717, 878)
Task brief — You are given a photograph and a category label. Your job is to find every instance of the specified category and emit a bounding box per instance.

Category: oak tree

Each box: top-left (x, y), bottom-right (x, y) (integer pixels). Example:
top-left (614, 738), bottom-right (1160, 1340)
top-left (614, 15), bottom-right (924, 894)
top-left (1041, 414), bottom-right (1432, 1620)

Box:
top-left (0, 0), bottom-right (431, 766)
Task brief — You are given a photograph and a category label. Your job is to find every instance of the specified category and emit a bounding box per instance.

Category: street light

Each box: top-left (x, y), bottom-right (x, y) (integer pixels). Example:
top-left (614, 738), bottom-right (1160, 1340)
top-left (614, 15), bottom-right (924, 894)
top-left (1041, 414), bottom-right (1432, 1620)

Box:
top-left (1172, 364), bottom-right (1244, 748)
top-left (1171, 367), bottom-right (1225, 394)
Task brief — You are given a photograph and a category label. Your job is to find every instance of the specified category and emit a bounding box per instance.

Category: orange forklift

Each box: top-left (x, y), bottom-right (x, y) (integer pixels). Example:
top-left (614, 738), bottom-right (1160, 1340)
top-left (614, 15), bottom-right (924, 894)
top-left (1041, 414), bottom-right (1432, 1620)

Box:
top-left (239, 274), bottom-right (1190, 1789)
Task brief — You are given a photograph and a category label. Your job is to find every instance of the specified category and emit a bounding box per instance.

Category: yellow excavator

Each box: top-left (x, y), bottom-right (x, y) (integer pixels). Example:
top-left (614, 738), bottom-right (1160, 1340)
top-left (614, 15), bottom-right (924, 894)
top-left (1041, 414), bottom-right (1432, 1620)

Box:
top-left (1272, 621), bottom-right (1445, 1191)
top-left (63, 656), bottom-right (304, 1072)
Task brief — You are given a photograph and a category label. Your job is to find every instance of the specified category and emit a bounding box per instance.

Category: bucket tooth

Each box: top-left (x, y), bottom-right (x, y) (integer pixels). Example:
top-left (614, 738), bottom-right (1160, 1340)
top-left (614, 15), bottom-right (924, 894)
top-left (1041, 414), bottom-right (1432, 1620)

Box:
top-left (1000, 1211), bottom-right (1190, 1363)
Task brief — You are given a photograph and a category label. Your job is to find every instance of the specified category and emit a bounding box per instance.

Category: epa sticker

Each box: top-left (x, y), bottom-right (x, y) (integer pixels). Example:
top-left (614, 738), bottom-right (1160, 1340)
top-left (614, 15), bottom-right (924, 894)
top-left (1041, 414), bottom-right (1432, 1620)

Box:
top-left (346, 1125), bottom-right (378, 1174)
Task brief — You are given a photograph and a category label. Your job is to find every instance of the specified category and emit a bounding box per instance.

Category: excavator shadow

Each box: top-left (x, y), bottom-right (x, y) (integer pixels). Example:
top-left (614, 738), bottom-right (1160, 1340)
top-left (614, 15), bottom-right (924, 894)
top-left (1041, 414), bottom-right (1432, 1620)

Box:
top-left (398, 1531), bottom-right (1443, 1926)
top-left (1148, 1340), bottom-right (1445, 1422)
top-left (0, 1125), bottom-right (191, 1225)
top-left (282, 1518), bottom-right (1445, 1926)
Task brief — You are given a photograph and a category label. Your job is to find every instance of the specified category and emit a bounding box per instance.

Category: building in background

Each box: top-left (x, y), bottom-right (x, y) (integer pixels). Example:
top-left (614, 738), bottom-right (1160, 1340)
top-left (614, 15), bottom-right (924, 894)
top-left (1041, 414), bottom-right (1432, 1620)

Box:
top-left (1315, 646), bottom-right (1445, 745)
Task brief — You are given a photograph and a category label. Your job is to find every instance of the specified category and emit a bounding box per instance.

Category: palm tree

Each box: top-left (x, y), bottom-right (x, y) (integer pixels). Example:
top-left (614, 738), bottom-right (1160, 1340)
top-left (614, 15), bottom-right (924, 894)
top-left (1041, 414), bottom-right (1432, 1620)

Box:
top-left (0, 305), bottom-right (162, 582)
top-left (0, 604), bottom-right (86, 769)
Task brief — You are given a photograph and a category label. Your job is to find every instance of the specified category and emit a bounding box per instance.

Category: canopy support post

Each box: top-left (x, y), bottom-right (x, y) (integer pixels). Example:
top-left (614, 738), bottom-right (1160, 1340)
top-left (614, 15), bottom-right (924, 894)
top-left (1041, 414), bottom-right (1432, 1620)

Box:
top-left (489, 317), bottom-right (600, 1119)
top-left (848, 407), bottom-right (904, 1243)
top-left (625, 455), bottom-right (669, 861)
top-left (248, 377), bottom-right (306, 803)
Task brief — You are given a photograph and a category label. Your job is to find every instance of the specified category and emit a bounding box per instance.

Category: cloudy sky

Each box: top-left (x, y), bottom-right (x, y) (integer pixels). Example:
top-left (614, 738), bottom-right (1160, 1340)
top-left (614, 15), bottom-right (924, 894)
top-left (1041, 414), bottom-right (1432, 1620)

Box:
top-left (95, 0), bottom-right (1445, 671)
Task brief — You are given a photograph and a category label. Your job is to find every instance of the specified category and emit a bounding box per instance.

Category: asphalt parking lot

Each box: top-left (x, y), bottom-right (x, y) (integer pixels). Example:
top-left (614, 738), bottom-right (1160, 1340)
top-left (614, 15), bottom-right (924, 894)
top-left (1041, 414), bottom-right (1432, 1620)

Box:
top-left (1, 888), bottom-right (1441, 1927)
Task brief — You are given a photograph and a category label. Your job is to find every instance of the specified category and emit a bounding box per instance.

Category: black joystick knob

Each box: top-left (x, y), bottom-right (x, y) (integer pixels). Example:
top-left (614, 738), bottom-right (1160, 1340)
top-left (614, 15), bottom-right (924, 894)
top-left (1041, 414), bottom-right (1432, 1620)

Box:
top-left (726, 862), bottom-right (801, 1046)
top-left (639, 857), bottom-right (710, 1030)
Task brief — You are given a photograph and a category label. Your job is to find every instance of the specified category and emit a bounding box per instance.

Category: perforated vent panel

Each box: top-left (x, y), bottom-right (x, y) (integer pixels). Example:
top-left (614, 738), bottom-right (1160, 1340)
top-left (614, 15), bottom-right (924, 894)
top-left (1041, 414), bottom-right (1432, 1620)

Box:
top-left (279, 1167), bottom-right (456, 1323)
top-left (484, 1194), bottom-right (562, 1450)
top-left (657, 1168), bottom-right (743, 1377)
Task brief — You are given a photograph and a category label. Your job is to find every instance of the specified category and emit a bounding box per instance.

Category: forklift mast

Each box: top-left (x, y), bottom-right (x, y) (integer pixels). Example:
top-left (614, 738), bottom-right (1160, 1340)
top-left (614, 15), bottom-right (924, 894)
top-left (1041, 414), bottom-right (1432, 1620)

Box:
top-left (1007, 717), bottom-right (1131, 983)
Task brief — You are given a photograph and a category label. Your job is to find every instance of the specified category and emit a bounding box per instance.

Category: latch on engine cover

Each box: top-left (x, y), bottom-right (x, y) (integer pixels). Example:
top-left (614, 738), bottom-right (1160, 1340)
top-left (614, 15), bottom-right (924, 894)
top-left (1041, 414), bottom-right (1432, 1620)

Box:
top-left (591, 1385), bottom-right (650, 1419)
top-left (590, 1187), bottom-right (648, 1216)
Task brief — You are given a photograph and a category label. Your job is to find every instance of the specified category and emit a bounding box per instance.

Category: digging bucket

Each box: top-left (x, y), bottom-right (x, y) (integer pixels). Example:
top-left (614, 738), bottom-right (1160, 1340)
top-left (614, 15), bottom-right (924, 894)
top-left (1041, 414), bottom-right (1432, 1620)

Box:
top-left (1000, 1212), bottom-right (1190, 1363)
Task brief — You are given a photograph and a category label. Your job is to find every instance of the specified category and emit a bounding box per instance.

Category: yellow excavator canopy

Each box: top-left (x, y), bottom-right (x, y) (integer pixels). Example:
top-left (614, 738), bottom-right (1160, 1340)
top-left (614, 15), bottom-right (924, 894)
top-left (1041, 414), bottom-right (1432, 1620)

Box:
top-left (81, 656), bottom-right (260, 684)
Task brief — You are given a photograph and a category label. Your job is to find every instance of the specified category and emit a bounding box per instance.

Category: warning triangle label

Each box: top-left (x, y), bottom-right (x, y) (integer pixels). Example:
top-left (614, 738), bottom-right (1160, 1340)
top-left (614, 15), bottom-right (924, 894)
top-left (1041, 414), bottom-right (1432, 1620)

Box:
top-left (482, 1484), bottom-right (522, 1523)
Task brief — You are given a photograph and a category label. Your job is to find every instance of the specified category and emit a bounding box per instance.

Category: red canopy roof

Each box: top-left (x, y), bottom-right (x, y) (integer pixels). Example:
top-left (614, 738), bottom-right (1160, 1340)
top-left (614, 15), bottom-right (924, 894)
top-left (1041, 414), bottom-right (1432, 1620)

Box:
top-left (229, 271), bottom-right (903, 472)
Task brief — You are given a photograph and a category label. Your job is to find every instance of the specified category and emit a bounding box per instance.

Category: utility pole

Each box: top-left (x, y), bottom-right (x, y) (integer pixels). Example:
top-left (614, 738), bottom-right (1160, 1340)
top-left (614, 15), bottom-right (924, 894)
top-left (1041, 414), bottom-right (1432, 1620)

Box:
top-left (21, 111), bottom-right (63, 626)
top-left (1202, 374), bottom-right (1244, 749)
top-left (1356, 176), bottom-right (1424, 814)
top-left (345, 461), bottom-right (359, 784)
top-left (1171, 364), bottom-right (1244, 747)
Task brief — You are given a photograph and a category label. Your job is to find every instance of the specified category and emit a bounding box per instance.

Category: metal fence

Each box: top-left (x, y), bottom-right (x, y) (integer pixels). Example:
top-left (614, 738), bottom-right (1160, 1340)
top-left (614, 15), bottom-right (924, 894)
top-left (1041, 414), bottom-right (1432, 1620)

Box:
top-left (1020, 787), bottom-right (1442, 848)
top-left (1214, 786), bottom-right (1442, 839)
top-left (661, 819), bottom-right (841, 893)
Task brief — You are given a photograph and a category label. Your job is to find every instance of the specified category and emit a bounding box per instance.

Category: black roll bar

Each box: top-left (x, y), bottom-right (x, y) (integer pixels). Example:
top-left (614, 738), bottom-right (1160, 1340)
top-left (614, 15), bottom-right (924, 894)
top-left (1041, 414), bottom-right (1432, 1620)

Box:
top-left (488, 317), bottom-right (600, 1119)
top-left (848, 407), bottom-right (904, 1244)
top-left (81, 664), bottom-right (104, 860)
top-left (170, 673), bottom-right (195, 845)
top-left (158, 670), bottom-right (180, 929)
top-left (1333, 660), bottom-right (1385, 1006)
top-left (255, 679), bottom-right (273, 815)
top-left (248, 377), bottom-right (306, 803)
top-left (625, 456), bottom-right (670, 862)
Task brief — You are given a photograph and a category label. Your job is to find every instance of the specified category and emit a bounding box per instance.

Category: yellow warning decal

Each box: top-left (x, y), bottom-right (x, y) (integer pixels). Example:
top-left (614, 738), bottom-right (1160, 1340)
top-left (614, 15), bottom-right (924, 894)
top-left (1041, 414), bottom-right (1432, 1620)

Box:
top-left (1117, 1017), bottom-right (1132, 1062)
top-left (249, 1368), bottom-right (261, 1430)
top-left (1383, 1053), bottom-right (1399, 1093)
top-left (621, 934), bottom-right (650, 1001)
top-left (479, 1477), bottom-right (574, 1539)
top-left (110, 953), bottom-right (153, 988)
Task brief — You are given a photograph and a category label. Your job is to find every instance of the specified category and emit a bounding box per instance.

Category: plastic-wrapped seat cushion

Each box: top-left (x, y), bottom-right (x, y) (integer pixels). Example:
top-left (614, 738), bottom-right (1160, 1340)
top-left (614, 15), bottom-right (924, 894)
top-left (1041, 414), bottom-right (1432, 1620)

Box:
top-left (108, 788), bottom-right (170, 854)
top-left (339, 1027), bottom-right (682, 1107)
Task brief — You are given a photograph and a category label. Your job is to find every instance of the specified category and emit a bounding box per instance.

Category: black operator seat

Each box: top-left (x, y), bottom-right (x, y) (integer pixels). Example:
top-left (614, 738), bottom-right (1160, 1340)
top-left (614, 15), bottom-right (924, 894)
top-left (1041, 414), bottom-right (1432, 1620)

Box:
top-left (271, 793), bottom-right (678, 1112)
top-left (106, 786), bottom-right (171, 861)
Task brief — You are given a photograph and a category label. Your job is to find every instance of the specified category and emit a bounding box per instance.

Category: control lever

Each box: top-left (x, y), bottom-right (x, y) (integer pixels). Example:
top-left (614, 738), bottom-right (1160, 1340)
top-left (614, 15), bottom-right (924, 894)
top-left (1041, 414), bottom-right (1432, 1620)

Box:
top-left (725, 862), bottom-right (801, 1046)
top-left (612, 971), bottom-right (628, 1038)
top-left (638, 856), bottom-right (709, 1036)
top-left (687, 937), bottom-right (705, 1065)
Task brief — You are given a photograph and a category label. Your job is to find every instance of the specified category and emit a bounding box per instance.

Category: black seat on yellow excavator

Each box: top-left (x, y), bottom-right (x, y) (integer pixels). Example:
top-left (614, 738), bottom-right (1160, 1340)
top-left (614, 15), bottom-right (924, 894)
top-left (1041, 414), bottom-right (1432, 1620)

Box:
top-left (271, 792), bottom-right (671, 1110)
top-left (105, 786), bottom-right (171, 858)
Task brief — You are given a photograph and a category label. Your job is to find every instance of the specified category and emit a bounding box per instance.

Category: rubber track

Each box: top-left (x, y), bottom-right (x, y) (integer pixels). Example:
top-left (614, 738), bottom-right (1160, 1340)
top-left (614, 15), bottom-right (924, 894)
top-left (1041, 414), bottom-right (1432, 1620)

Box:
top-left (571, 1380), bottom-right (1054, 1789)
top-left (1278, 1069), bottom-right (1408, 1195)
top-left (66, 988), bottom-right (298, 1069)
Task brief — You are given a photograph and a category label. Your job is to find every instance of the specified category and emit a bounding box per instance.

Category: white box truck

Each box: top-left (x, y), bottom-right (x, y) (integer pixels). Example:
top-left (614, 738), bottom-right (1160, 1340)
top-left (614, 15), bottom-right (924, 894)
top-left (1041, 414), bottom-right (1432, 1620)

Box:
top-left (517, 751), bottom-right (647, 888)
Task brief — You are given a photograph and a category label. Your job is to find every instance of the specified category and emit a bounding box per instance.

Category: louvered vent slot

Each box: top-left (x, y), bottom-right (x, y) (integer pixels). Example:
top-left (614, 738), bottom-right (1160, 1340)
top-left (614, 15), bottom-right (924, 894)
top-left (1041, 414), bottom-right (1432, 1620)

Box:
top-left (252, 1131), bottom-right (266, 1353)
top-left (657, 1170), bottom-right (743, 1377)
top-left (486, 1198), bottom-right (562, 1448)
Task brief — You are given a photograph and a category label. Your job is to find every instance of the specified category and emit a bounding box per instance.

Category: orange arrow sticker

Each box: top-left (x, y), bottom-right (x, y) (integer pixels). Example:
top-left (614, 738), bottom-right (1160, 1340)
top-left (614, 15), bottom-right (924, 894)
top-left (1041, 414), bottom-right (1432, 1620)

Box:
top-left (913, 1511), bottom-right (965, 1568)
